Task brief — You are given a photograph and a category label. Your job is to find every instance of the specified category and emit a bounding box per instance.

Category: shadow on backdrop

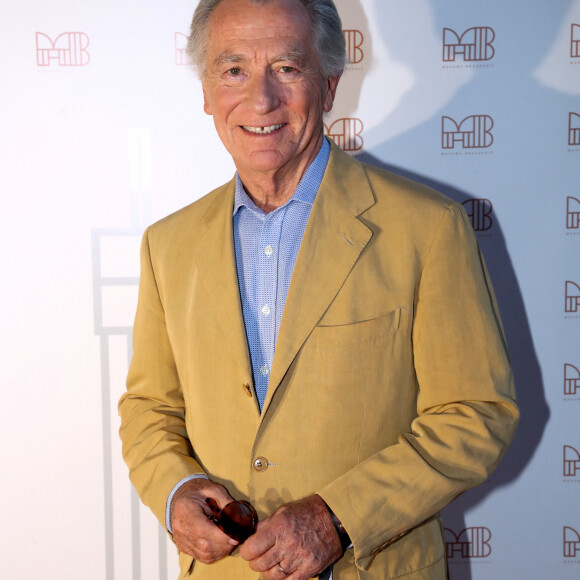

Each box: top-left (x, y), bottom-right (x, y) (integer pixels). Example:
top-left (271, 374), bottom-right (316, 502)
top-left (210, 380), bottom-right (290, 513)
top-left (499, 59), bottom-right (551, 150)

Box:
top-left (338, 0), bottom-right (576, 576)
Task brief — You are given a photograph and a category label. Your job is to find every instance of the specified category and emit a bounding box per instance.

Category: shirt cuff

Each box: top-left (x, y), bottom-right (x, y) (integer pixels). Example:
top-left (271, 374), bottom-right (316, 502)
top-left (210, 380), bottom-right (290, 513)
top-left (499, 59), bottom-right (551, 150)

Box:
top-left (165, 474), bottom-right (209, 534)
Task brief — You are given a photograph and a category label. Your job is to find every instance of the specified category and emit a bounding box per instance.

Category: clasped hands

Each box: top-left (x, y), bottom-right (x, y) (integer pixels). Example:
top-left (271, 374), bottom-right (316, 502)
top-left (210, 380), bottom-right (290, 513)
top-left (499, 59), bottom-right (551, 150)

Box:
top-left (171, 479), bottom-right (343, 580)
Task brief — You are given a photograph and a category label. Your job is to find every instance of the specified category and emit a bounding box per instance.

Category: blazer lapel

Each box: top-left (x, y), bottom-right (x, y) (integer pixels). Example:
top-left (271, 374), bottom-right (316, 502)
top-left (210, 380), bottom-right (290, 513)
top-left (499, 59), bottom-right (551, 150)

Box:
top-left (192, 180), bottom-right (255, 400)
top-left (261, 143), bottom-right (376, 416)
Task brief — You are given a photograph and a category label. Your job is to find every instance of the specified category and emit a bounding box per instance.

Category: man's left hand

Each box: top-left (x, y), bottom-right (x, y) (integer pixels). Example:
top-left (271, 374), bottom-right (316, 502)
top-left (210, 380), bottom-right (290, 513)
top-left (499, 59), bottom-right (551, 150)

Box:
top-left (239, 494), bottom-right (343, 580)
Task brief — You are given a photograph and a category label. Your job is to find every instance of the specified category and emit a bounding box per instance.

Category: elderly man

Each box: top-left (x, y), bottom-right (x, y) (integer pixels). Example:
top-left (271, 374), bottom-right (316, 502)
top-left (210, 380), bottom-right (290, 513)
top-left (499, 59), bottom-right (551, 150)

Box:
top-left (119, 0), bottom-right (519, 579)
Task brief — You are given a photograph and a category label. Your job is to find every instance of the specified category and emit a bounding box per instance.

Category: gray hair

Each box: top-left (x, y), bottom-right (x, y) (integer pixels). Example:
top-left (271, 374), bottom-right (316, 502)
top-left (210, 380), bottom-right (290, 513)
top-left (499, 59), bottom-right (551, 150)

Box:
top-left (187, 0), bottom-right (346, 79)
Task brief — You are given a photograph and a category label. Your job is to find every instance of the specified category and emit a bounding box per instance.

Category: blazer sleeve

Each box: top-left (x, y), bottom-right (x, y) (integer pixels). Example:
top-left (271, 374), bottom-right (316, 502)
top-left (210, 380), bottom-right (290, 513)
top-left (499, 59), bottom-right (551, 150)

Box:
top-left (118, 227), bottom-right (204, 528)
top-left (317, 202), bottom-right (519, 570)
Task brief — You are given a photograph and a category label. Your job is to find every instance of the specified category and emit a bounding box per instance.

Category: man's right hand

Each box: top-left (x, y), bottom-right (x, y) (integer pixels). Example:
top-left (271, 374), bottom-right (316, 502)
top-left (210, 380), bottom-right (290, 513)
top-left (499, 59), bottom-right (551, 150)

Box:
top-left (171, 478), bottom-right (239, 564)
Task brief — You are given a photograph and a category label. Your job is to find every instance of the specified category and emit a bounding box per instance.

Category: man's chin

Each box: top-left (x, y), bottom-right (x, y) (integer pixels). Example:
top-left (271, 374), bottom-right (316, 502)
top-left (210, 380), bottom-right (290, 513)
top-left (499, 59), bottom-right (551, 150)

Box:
top-left (234, 151), bottom-right (294, 175)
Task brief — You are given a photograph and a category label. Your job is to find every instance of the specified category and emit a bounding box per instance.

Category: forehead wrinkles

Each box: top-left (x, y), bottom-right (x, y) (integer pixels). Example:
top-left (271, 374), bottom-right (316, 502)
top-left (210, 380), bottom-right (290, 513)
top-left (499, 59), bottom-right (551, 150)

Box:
top-left (209, 0), bottom-right (313, 33)
top-left (205, 0), bottom-right (316, 59)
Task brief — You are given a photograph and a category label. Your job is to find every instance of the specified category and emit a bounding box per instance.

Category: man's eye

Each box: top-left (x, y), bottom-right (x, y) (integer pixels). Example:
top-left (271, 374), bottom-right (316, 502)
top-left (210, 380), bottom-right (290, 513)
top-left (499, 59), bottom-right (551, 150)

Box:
top-left (227, 67), bottom-right (242, 76)
top-left (279, 66), bottom-right (296, 74)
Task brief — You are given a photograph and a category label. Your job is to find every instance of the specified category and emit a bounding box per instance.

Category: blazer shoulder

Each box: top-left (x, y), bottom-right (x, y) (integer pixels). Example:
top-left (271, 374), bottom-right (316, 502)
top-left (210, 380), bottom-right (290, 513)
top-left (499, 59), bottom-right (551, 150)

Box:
top-left (325, 141), bottom-right (457, 221)
top-left (350, 158), bottom-right (471, 252)
top-left (361, 160), bottom-right (457, 216)
top-left (148, 178), bottom-right (235, 239)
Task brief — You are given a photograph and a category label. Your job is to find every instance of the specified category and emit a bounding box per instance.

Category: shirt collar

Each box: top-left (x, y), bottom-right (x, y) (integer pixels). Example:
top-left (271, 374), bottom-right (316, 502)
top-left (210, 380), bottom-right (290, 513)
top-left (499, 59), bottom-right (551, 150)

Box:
top-left (233, 137), bottom-right (330, 216)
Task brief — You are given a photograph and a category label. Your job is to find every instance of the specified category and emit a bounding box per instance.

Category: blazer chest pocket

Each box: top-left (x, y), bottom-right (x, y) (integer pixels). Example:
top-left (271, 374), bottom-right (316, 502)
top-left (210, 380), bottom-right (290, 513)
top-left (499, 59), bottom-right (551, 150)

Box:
top-left (312, 307), bottom-right (404, 350)
top-left (295, 308), bottom-right (409, 412)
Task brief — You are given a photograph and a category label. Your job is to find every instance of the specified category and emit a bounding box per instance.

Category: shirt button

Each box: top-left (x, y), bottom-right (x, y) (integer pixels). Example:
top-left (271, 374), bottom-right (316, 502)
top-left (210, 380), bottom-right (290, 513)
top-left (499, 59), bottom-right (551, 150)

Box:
top-left (253, 457), bottom-right (269, 472)
top-left (264, 245), bottom-right (273, 256)
top-left (261, 304), bottom-right (271, 316)
top-left (260, 366), bottom-right (269, 376)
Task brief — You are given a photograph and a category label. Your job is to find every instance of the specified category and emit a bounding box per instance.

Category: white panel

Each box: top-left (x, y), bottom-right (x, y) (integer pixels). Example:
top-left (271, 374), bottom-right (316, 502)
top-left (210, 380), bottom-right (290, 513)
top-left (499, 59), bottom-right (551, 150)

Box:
top-left (1, 0), bottom-right (579, 578)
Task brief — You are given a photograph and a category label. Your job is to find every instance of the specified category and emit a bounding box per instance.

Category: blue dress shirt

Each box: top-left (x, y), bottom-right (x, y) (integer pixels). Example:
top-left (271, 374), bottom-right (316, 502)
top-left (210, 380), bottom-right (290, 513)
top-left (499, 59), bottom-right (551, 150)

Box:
top-left (233, 138), bottom-right (330, 409)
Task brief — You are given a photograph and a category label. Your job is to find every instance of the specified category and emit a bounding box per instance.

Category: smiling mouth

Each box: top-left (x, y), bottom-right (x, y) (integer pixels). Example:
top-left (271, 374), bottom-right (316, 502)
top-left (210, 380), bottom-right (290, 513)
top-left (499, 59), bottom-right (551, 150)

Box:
top-left (241, 124), bottom-right (285, 135)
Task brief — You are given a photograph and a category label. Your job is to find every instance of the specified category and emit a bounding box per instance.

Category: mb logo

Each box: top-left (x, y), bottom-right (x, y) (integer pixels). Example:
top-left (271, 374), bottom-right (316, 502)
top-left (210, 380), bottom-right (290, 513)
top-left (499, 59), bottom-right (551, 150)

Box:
top-left (565, 364), bottom-right (580, 396)
top-left (324, 118), bottom-right (364, 152)
top-left (463, 199), bottom-right (493, 232)
top-left (572, 24), bottom-right (580, 58)
top-left (175, 32), bottom-right (188, 66)
top-left (443, 27), bottom-right (495, 62)
top-left (564, 527), bottom-right (580, 558)
top-left (444, 527), bottom-right (492, 559)
top-left (568, 196), bottom-right (580, 229)
top-left (442, 115), bottom-right (494, 149)
top-left (570, 112), bottom-right (580, 146)
top-left (565, 281), bottom-right (580, 313)
top-left (343, 30), bottom-right (364, 64)
top-left (36, 32), bottom-right (90, 67)
top-left (564, 445), bottom-right (580, 477)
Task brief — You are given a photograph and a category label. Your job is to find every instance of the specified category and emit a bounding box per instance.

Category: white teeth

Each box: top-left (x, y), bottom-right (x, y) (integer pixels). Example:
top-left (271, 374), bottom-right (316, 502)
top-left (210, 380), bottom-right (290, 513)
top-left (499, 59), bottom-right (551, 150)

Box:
top-left (242, 124), bottom-right (284, 135)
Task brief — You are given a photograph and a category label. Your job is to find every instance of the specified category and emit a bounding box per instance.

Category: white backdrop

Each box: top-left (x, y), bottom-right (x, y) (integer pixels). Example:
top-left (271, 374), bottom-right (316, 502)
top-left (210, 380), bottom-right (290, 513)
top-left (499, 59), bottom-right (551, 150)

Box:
top-left (1, 0), bottom-right (579, 578)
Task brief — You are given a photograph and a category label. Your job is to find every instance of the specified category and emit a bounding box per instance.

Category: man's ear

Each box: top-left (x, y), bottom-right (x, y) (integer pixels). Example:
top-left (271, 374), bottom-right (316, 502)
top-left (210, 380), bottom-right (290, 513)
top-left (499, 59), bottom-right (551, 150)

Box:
top-left (323, 74), bottom-right (342, 114)
top-left (202, 85), bottom-right (212, 115)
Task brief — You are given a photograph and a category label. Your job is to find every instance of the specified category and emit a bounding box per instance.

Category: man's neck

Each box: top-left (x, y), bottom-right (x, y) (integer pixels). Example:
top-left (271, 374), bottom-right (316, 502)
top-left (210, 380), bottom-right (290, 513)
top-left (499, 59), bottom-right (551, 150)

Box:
top-left (236, 136), bottom-right (324, 213)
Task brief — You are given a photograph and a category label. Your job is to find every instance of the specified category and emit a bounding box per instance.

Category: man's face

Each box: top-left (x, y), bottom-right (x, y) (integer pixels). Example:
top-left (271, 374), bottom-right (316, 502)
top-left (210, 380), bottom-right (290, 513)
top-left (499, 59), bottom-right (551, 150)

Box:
top-left (201, 0), bottom-right (340, 180)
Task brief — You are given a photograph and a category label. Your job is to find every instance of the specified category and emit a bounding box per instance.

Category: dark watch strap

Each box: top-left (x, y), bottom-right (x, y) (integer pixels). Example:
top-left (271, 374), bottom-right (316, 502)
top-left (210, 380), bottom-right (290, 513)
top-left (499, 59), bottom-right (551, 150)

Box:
top-left (323, 502), bottom-right (351, 552)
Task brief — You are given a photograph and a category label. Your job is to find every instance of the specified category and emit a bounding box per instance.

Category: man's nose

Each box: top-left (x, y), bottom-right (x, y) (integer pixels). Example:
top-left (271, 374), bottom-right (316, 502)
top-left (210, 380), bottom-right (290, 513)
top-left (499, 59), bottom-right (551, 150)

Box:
top-left (245, 72), bottom-right (280, 114)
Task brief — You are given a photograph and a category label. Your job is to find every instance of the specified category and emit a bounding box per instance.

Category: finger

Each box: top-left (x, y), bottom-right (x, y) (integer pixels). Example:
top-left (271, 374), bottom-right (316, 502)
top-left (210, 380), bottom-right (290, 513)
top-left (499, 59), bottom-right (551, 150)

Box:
top-left (239, 521), bottom-right (276, 561)
top-left (245, 546), bottom-right (283, 573)
top-left (176, 531), bottom-right (234, 564)
top-left (174, 479), bottom-right (235, 512)
top-left (174, 512), bottom-right (236, 560)
top-left (182, 514), bottom-right (232, 545)
top-left (203, 486), bottom-right (236, 508)
top-left (261, 561), bottom-right (295, 580)
top-left (172, 481), bottom-right (235, 536)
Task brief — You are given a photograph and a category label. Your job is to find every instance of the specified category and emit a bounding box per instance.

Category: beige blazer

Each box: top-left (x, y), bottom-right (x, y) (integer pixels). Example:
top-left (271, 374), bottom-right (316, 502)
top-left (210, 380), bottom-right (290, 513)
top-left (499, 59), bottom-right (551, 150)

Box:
top-left (119, 140), bottom-right (519, 580)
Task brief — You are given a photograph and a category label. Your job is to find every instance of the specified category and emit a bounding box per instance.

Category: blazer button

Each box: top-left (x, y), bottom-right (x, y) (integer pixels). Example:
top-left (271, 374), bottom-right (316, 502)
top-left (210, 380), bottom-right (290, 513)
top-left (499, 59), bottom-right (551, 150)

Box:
top-left (253, 457), bottom-right (268, 472)
top-left (243, 383), bottom-right (253, 398)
